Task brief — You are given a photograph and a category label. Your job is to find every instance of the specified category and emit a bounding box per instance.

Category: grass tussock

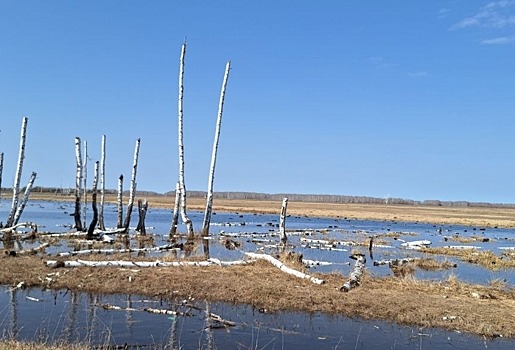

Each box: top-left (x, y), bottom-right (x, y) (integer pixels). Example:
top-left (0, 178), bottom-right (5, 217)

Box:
top-left (445, 235), bottom-right (493, 244)
top-left (422, 247), bottom-right (514, 270)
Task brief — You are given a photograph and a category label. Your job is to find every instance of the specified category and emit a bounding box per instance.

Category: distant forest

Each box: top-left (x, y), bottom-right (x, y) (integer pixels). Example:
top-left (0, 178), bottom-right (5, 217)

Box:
top-left (14, 186), bottom-right (514, 209)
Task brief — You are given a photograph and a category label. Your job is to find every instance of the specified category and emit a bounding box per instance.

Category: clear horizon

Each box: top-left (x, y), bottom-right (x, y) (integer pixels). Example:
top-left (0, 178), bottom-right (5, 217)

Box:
top-left (1, 1), bottom-right (515, 204)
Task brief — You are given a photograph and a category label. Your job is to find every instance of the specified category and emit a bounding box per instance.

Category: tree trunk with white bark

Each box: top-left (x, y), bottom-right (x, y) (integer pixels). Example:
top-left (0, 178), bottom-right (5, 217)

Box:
top-left (98, 135), bottom-right (106, 230)
top-left (169, 182), bottom-right (181, 240)
top-left (123, 138), bottom-right (140, 231)
top-left (7, 117), bottom-right (28, 227)
top-left (280, 197), bottom-right (288, 245)
top-left (340, 254), bottom-right (366, 292)
top-left (73, 137), bottom-right (84, 231)
top-left (117, 174), bottom-right (124, 229)
top-left (0, 152), bottom-right (4, 201)
top-left (12, 171), bottom-right (37, 226)
top-left (87, 161), bottom-right (99, 240)
top-left (176, 42), bottom-right (194, 239)
top-left (82, 140), bottom-right (88, 229)
top-left (201, 61), bottom-right (231, 237)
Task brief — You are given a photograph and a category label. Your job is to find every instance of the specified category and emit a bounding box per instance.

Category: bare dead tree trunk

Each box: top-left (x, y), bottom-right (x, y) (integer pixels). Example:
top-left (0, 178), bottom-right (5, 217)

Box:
top-left (280, 197), bottom-right (288, 245)
top-left (169, 182), bottom-right (180, 240)
top-left (7, 117), bottom-right (28, 227)
top-left (12, 171), bottom-right (37, 226)
top-left (73, 137), bottom-right (83, 231)
top-left (136, 199), bottom-right (148, 235)
top-left (201, 61), bottom-right (231, 237)
top-left (117, 174), bottom-right (124, 229)
top-left (177, 42), bottom-right (194, 239)
top-left (82, 140), bottom-right (88, 229)
top-left (87, 161), bottom-right (99, 240)
top-left (0, 152), bottom-right (4, 201)
top-left (98, 135), bottom-right (106, 230)
top-left (123, 138), bottom-right (140, 231)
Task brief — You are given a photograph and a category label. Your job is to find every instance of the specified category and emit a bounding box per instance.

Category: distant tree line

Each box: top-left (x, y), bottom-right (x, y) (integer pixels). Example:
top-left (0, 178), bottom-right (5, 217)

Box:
top-left (2, 187), bottom-right (512, 209)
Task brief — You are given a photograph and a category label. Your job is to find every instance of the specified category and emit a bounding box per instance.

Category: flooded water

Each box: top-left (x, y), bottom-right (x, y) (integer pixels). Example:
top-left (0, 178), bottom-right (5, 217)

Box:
top-left (1, 199), bottom-right (514, 348)
top-left (1, 286), bottom-right (513, 349)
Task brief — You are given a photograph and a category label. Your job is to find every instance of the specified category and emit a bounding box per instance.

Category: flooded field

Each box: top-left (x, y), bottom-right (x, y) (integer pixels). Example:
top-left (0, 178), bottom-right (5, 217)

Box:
top-left (1, 199), bottom-right (514, 348)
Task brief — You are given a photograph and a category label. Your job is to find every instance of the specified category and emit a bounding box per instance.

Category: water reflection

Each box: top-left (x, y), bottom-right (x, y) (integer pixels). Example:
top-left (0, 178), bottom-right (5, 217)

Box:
top-left (0, 286), bottom-right (514, 349)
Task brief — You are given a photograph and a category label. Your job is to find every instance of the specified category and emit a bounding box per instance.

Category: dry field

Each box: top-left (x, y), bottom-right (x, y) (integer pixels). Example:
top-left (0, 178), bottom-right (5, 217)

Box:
top-left (29, 192), bottom-right (515, 228)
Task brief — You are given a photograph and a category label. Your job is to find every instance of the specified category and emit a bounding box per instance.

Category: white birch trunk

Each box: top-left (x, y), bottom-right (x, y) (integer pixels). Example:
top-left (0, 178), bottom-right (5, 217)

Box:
top-left (169, 182), bottom-right (181, 239)
top-left (340, 254), bottom-right (366, 292)
top-left (117, 174), bottom-right (123, 229)
top-left (244, 252), bottom-right (325, 285)
top-left (7, 117), bottom-right (28, 227)
top-left (123, 138), bottom-right (140, 231)
top-left (12, 171), bottom-right (37, 226)
top-left (279, 197), bottom-right (288, 244)
top-left (73, 137), bottom-right (83, 231)
top-left (98, 135), bottom-right (106, 230)
top-left (46, 258), bottom-right (250, 268)
top-left (87, 161), bottom-right (99, 239)
top-left (201, 61), bottom-right (231, 237)
top-left (0, 152), bottom-right (4, 201)
top-left (177, 42), bottom-right (194, 238)
top-left (82, 140), bottom-right (88, 229)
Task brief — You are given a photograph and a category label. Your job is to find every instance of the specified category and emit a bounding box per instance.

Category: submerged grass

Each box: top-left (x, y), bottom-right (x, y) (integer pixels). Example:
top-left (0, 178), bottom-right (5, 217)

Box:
top-left (422, 247), bottom-right (515, 270)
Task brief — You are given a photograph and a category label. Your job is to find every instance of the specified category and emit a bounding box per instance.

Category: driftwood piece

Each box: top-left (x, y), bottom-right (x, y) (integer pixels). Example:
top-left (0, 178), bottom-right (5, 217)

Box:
top-left (73, 137), bottom-right (83, 231)
top-left (340, 254), bottom-right (366, 292)
top-left (123, 138), bottom-right (140, 232)
top-left (201, 60), bottom-right (231, 237)
top-left (5, 242), bottom-right (49, 256)
top-left (373, 257), bottom-right (419, 267)
top-left (7, 117), bottom-right (28, 227)
top-left (401, 240), bottom-right (431, 249)
top-left (57, 243), bottom-right (184, 257)
top-left (244, 252), bottom-right (325, 284)
top-left (0, 222), bottom-right (38, 234)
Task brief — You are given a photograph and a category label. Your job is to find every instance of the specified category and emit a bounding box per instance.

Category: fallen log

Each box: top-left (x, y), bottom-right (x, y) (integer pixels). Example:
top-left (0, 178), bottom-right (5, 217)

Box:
top-left (46, 258), bottom-right (250, 268)
top-left (373, 257), bottom-right (419, 267)
top-left (340, 254), bottom-right (366, 292)
top-left (57, 243), bottom-right (184, 257)
top-left (0, 222), bottom-right (38, 234)
top-left (244, 252), bottom-right (325, 285)
top-left (5, 242), bottom-right (49, 256)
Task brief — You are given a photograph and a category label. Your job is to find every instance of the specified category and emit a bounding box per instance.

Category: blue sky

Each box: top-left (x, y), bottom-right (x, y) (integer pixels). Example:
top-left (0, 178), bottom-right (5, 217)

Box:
top-left (1, 1), bottom-right (515, 203)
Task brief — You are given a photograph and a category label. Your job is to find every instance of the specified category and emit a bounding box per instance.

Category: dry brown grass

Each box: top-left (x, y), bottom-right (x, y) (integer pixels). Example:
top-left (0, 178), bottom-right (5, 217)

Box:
top-left (1, 253), bottom-right (514, 338)
top-left (422, 247), bottom-right (515, 270)
top-left (0, 340), bottom-right (88, 349)
top-left (445, 235), bottom-right (493, 244)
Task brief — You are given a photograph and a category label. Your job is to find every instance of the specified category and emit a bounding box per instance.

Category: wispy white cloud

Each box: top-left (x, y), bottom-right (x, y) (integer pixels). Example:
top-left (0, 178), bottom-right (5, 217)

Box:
top-left (451, 0), bottom-right (515, 30)
top-left (368, 56), bottom-right (395, 69)
top-left (481, 36), bottom-right (515, 44)
top-left (438, 8), bottom-right (451, 19)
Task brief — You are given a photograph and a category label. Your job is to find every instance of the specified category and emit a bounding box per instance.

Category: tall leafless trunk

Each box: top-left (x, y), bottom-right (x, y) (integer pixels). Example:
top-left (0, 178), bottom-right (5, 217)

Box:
top-left (117, 174), bottom-right (124, 229)
top-left (98, 135), bottom-right (106, 230)
top-left (123, 138), bottom-right (140, 231)
top-left (169, 182), bottom-right (180, 240)
top-left (7, 117), bottom-right (28, 227)
top-left (73, 137), bottom-right (83, 231)
top-left (82, 140), bottom-right (88, 229)
top-left (12, 171), bottom-right (37, 226)
top-left (202, 61), bottom-right (231, 237)
top-left (87, 161), bottom-right (99, 240)
top-left (177, 42), bottom-right (194, 238)
top-left (0, 152), bottom-right (3, 201)
top-left (136, 199), bottom-right (148, 235)
top-left (280, 197), bottom-right (288, 245)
